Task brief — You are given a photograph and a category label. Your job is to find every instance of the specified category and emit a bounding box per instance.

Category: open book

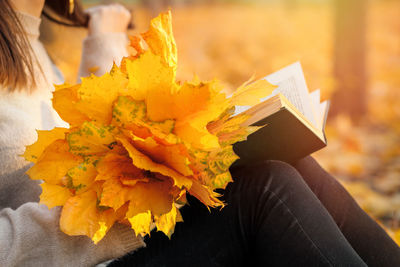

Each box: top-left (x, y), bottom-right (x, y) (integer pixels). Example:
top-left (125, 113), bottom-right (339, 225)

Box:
top-left (232, 62), bottom-right (330, 164)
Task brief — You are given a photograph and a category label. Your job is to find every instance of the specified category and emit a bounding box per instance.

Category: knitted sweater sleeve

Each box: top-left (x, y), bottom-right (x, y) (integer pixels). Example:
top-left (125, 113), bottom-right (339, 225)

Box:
top-left (0, 204), bottom-right (144, 267)
top-left (78, 32), bottom-right (129, 79)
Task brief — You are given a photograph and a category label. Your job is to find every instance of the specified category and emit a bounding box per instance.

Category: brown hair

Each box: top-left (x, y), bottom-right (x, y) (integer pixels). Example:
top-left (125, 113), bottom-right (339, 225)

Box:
top-left (0, 0), bottom-right (36, 91)
top-left (0, 0), bottom-right (87, 92)
top-left (43, 0), bottom-right (89, 27)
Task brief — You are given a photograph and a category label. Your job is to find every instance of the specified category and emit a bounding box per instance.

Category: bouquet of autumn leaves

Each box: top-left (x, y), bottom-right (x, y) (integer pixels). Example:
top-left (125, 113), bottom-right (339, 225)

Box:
top-left (23, 11), bottom-right (274, 244)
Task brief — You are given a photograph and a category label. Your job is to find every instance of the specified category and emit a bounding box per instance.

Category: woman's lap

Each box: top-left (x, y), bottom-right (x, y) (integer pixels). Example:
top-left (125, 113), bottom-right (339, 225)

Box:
top-left (226, 160), bottom-right (365, 266)
top-left (109, 159), bottom-right (398, 266)
top-left (293, 156), bottom-right (400, 266)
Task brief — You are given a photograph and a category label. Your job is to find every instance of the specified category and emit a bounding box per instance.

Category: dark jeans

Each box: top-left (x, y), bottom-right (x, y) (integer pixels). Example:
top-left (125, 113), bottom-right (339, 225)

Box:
top-left (109, 157), bottom-right (400, 266)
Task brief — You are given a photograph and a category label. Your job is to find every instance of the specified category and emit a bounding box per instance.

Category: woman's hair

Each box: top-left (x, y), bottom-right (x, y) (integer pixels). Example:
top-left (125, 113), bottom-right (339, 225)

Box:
top-left (0, 0), bottom-right (87, 92)
top-left (0, 0), bottom-right (36, 91)
top-left (43, 0), bottom-right (89, 27)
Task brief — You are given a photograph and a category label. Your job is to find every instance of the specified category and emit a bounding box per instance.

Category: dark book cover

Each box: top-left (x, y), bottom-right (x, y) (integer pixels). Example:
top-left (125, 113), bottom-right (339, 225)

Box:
top-left (233, 99), bottom-right (328, 164)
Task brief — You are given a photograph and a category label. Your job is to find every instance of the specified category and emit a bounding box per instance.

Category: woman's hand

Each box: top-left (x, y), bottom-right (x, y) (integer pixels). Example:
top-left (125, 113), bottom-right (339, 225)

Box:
top-left (86, 4), bottom-right (131, 36)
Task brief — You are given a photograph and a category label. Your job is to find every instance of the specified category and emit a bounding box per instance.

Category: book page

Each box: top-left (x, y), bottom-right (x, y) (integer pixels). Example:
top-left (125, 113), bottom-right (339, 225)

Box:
top-left (310, 89), bottom-right (321, 114)
top-left (263, 62), bottom-right (316, 126)
top-left (309, 90), bottom-right (330, 131)
top-left (319, 100), bottom-right (330, 130)
top-left (310, 89), bottom-right (322, 129)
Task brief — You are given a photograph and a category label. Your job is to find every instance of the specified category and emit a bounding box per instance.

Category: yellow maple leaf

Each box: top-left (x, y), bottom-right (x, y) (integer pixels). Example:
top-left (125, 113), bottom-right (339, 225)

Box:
top-left (39, 183), bottom-right (73, 209)
top-left (76, 66), bottom-right (129, 124)
top-left (189, 179), bottom-right (223, 208)
top-left (67, 122), bottom-right (116, 156)
top-left (117, 136), bottom-right (192, 189)
top-left (24, 10), bottom-right (274, 243)
top-left (67, 157), bottom-right (98, 192)
top-left (131, 136), bottom-right (193, 176)
top-left (60, 190), bottom-right (103, 238)
top-left (112, 95), bottom-right (147, 127)
top-left (394, 230), bottom-right (400, 246)
top-left (27, 140), bottom-right (82, 184)
top-left (22, 128), bottom-right (68, 163)
top-left (174, 121), bottom-right (220, 150)
top-left (155, 203), bottom-right (181, 238)
top-left (92, 221), bottom-right (108, 244)
top-left (100, 178), bottom-right (136, 210)
top-left (95, 152), bottom-right (146, 181)
top-left (128, 211), bottom-right (152, 237)
top-left (52, 84), bottom-right (89, 127)
top-left (231, 78), bottom-right (276, 106)
top-left (129, 35), bottom-right (146, 56)
top-left (146, 80), bottom-right (211, 122)
top-left (125, 178), bottom-right (175, 223)
top-left (141, 10), bottom-right (177, 68)
top-left (126, 52), bottom-right (176, 103)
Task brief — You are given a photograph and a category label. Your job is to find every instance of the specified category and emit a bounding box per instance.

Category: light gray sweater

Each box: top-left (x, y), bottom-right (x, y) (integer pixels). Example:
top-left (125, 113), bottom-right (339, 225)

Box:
top-left (0, 11), bottom-right (144, 267)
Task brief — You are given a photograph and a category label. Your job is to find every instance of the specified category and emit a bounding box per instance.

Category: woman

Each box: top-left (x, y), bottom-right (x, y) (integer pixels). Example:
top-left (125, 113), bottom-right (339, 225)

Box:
top-left (0, 0), bottom-right (399, 266)
top-left (0, 1), bottom-right (144, 266)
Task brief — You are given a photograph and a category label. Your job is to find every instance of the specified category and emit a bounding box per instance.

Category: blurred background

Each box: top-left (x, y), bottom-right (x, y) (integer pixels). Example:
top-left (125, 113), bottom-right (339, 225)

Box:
top-left (40, 0), bottom-right (400, 242)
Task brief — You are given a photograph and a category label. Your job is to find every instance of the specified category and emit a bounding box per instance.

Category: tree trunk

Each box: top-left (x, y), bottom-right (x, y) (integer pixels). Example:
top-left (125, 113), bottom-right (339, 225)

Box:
top-left (330, 0), bottom-right (368, 121)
